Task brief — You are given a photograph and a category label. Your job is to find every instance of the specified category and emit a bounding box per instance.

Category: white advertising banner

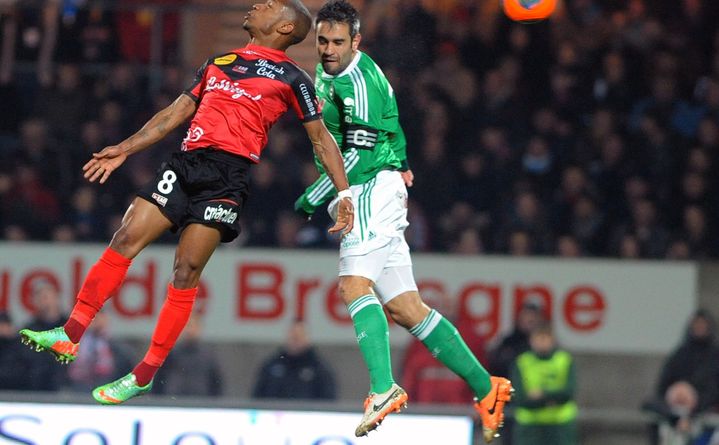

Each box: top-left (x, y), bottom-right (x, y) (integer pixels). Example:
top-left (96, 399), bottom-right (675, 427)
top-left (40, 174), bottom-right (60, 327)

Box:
top-left (0, 402), bottom-right (474, 444)
top-left (0, 243), bottom-right (697, 353)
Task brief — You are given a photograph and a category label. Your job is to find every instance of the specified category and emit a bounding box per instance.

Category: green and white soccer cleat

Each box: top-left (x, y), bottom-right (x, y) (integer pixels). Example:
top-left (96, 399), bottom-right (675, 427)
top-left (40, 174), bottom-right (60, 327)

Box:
top-left (92, 373), bottom-right (153, 405)
top-left (19, 326), bottom-right (79, 364)
top-left (354, 383), bottom-right (409, 437)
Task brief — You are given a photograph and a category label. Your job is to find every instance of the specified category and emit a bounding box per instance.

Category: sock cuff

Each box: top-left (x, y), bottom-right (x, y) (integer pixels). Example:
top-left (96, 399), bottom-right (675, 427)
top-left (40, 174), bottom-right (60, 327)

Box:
top-left (409, 309), bottom-right (443, 341)
top-left (68, 309), bottom-right (93, 328)
top-left (140, 352), bottom-right (165, 368)
top-left (101, 247), bottom-right (132, 268)
top-left (348, 294), bottom-right (381, 318)
top-left (167, 284), bottom-right (198, 303)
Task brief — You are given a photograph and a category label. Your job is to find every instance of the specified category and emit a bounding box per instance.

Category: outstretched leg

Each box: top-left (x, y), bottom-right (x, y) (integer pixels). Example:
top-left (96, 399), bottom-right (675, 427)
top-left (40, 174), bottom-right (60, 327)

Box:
top-left (340, 275), bottom-right (408, 437)
top-left (93, 222), bottom-right (221, 404)
top-left (381, 269), bottom-right (512, 443)
top-left (20, 198), bottom-right (172, 363)
top-left (385, 290), bottom-right (493, 398)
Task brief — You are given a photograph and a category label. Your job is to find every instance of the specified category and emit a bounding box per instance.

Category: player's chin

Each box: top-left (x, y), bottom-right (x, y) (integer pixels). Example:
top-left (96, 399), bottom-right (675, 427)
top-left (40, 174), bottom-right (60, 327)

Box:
top-left (322, 62), bottom-right (339, 75)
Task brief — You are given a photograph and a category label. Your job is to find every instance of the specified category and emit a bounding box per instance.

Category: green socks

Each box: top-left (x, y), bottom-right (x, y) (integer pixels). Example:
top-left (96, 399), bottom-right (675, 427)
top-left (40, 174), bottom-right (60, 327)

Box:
top-left (348, 294), bottom-right (394, 394)
top-left (410, 309), bottom-right (492, 398)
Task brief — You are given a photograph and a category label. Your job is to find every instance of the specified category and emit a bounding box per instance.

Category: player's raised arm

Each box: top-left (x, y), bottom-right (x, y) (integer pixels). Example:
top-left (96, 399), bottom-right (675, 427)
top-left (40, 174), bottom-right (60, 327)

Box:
top-left (303, 118), bottom-right (354, 235)
top-left (83, 94), bottom-right (198, 184)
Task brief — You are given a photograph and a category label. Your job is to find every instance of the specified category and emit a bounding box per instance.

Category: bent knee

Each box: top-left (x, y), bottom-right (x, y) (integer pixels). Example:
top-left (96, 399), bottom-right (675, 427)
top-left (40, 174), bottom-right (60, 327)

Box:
top-left (386, 293), bottom-right (430, 328)
top-left (109, 225), bottom-right (143, 257)
top-left (338, 276), bottom-right (374, 304)
top-left (172, 259), bottom-right (203, 289)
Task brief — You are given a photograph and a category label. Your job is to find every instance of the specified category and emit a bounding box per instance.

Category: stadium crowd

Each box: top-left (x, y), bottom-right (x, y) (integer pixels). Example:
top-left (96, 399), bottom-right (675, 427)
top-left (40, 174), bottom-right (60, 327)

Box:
top-left (1, 0), bottom-right (719, 259)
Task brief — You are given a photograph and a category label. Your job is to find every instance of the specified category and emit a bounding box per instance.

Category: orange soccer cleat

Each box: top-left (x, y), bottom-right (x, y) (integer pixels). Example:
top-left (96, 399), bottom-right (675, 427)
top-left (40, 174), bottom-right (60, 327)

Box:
top-left (474, 376), bottom-right (514, 443)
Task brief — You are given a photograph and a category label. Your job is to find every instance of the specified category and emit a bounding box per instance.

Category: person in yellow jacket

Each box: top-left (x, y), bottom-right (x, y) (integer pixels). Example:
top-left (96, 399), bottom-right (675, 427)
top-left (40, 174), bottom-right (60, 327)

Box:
top-left (510, 322), bottom-right (578, 445)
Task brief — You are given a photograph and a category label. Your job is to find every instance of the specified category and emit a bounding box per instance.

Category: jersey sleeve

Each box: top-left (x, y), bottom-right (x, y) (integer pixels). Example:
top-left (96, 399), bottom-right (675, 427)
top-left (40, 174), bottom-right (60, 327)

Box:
top-left (183, 58), bottom-right (211, 102)
top-left (391, 123), bottom-right (410, 171)
top-left (289, 69), bottom-right (322, 122)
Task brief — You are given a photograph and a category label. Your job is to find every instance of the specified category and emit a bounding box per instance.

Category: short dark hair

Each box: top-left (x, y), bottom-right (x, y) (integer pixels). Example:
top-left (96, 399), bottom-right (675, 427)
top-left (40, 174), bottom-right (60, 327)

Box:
top-left (284, 0), bottom-right (312, 45)
top-left (316, 0), bottom-right (360, 38)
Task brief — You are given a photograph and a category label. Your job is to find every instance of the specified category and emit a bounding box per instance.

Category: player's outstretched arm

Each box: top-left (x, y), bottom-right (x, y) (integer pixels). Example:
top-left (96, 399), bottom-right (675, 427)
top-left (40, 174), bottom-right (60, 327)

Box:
top-left (303, 119), bottom-right (354, 235)
top-left (83, 94), bottom-right (197, 184)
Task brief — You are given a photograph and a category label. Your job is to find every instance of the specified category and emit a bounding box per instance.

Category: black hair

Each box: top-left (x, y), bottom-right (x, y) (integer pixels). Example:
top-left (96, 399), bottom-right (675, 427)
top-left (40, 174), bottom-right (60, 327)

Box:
top-left (316, 0), bottom-right (360, 38)
top-left (285, 0), bottom-right (313, 45)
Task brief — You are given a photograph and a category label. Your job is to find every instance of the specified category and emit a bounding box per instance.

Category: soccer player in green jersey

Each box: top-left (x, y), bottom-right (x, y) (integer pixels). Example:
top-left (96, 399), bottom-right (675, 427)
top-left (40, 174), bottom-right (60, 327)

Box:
top-left (295, 1), bottom-right (513, 441)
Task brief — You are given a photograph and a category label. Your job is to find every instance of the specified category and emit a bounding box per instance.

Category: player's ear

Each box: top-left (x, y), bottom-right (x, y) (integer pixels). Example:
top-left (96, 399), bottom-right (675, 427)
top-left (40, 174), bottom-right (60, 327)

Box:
top-left (277, 21), bottom-right (295, 37)
top-left (352, 33), bottom-right (361, 51)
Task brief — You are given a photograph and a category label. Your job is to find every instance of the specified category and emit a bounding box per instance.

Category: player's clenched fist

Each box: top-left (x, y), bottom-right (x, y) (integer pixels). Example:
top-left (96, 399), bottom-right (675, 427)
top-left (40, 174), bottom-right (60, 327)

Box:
top-left (83, 146), bottom-right (128, 184)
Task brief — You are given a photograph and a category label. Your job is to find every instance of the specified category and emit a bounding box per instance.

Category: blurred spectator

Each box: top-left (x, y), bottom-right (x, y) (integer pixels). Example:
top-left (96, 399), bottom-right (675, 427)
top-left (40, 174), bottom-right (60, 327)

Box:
top-left (657, 310), bottom-right (719, 415)
top-left (22, 282), bottom-right (69, 391)
top-left (0, 0), bottom-right (60, 86)
top-left (400, 291), bottom-right (485, 404)
top-left (555, 235), bottom-right (583, 257)
top-left (499, 191), bottom-right (553, 254)
top-left (252, 320), bottom-right (336, 400)
top-left (56, 2), bottom-right (119, 64)
top-left (34, 63), bottom-right (86, 141)
top-left (116, 0), bottom-right (182, 64)
top-left (2, 163), bottom-right (61, 238)
top-left (0, 312), bottom-right (31, 390)
top-left (243, 160), bottom-right (286, 246)
top-left (644, 310), bottom-right (719, 445)
top-left (510, 323), bottom-right (578, 445)
top-left (155, 314), bottom-right (223, 397)
top-left (488, 301), bottom-right (545, 379)
top-left (67, 312), bottom-right (135, 392)
top-left (611, 199), bottom-right (670, 258)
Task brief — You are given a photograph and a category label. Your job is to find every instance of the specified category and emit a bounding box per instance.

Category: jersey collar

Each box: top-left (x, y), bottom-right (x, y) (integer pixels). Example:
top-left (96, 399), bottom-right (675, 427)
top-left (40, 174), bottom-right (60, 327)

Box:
top-left (321, 51), bottom-right (362, 79)
top-left (241, 43), bottom-right (290, 61)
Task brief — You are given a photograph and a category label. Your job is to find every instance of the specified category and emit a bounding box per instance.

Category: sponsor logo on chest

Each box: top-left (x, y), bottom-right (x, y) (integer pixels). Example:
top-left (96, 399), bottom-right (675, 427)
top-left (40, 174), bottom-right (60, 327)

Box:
top-left (255, 59), bottom-right (285, 79)
top-left (206, 76), bottom-right (262, 101)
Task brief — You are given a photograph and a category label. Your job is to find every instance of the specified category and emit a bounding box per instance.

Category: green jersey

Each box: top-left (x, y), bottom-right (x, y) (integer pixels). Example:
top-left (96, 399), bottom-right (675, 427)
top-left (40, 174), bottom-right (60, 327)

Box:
top-left (295, 51), bottom-right (407, 217)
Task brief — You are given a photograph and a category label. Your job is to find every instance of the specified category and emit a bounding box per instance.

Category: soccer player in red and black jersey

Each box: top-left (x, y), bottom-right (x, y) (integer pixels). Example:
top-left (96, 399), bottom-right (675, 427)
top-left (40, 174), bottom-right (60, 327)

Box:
top-left (18, 0), bottom-right (355, 404)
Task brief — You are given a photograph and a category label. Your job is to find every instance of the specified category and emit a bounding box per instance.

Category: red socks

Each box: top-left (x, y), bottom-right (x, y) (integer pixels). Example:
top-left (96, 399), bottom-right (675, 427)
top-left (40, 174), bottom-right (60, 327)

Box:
top-left (65, 247), bottom-right (131, 343)
top-left (64, 248), bottom-right (198, 387)
top-left (133, 284), bottom-right (197, 386)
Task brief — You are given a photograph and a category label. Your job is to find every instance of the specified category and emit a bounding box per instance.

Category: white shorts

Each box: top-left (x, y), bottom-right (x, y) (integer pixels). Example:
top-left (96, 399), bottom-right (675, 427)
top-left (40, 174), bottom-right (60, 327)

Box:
top-left (334, 170), bottom-right (418, 303)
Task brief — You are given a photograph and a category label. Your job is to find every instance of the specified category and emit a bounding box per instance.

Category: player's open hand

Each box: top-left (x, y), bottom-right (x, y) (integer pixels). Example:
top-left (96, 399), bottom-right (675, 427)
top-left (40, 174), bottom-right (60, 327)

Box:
top-left (328, 196), bottom-right (354, 236)
top-left (401, 169), bottom-right (414, 187)
top-left (83, 146), bottom-right (128, 184)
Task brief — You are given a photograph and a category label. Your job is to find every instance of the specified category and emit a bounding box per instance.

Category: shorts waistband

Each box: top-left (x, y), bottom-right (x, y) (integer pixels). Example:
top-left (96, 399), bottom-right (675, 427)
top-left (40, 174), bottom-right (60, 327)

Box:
top-left (190, 147), bottom-right (253, 167)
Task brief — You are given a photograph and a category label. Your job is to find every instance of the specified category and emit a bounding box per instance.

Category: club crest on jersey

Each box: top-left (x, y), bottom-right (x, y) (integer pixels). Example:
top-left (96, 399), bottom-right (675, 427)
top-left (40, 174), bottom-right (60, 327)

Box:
top-left (214, 54), bottom-right (238, 65)
top-left (204, 204), bottom-right (238, 224)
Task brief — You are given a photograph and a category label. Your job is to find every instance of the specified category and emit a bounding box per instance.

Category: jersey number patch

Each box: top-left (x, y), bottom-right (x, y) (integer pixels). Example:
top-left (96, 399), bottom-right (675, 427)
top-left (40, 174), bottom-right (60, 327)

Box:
top-left (157, 170), bottom-right (177, 194)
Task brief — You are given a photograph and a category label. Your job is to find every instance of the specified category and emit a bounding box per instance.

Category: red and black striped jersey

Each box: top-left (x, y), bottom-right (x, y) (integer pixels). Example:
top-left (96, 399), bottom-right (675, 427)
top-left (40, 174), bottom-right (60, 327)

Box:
top-left (182, 44), bottom-right (321, 162)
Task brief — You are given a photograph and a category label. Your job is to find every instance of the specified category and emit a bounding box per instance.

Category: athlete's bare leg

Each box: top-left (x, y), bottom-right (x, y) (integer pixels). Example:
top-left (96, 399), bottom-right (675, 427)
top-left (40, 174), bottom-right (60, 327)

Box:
top-left (384, 291), bottom-right (430, 329)
top-left (109, 197), bottom-right (174, 259)
top-left (171, 222), bottom-right (222, 289)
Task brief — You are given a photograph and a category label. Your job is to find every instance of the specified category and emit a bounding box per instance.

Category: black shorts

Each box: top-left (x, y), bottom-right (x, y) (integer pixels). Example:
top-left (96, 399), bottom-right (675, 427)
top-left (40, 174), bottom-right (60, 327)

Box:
top-left (137, 148), bottom-right (251, 242)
